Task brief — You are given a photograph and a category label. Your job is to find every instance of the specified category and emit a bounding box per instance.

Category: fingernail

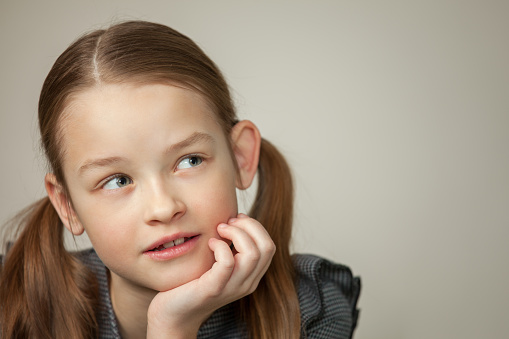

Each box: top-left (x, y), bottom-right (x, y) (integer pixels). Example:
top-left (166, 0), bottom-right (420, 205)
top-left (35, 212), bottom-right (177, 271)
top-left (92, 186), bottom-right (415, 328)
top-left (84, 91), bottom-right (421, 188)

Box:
top-left (229, 218), bottom-right (238, 223)
top-left (218, 223), bottom-right (228, 228)
top-left (237, 213), bottom-right (248, 218)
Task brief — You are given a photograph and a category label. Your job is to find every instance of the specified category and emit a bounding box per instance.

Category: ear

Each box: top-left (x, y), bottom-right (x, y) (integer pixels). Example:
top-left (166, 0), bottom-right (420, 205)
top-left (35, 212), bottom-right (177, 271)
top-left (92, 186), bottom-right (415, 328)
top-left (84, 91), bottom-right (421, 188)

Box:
top-left (45, 173), bottom-right (85, 235)
top-left (230, 120), bottom-right (261, 189)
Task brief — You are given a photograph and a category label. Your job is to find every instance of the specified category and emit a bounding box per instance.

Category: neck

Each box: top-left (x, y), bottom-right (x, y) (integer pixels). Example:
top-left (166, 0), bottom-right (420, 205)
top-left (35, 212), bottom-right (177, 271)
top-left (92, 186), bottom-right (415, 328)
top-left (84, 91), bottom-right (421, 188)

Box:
top-left (109, 271), bottom-right (158, 339)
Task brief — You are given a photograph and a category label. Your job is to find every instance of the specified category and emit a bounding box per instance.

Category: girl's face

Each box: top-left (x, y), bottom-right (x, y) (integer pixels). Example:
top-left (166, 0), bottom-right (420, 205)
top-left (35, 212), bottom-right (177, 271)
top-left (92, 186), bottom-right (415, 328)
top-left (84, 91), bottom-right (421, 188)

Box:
top-left (58, 83), bottom-right (239, 293)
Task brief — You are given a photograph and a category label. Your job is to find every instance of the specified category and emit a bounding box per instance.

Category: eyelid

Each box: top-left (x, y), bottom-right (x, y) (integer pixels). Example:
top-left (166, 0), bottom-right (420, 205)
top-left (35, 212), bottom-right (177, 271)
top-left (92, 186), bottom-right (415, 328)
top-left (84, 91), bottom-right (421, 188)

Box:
top-left (97, 173), bottom-right (133, 190)
top-left (175, 153), bottom-right (205, 171)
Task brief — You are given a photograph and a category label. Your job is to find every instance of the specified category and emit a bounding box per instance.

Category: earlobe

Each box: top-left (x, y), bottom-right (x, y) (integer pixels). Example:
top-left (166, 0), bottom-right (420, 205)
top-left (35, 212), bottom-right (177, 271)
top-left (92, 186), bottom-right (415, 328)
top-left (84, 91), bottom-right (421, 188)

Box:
top-left (230, 120), bottom-right (261, 189)
top-left (44, 173), bottom-right (85, 235)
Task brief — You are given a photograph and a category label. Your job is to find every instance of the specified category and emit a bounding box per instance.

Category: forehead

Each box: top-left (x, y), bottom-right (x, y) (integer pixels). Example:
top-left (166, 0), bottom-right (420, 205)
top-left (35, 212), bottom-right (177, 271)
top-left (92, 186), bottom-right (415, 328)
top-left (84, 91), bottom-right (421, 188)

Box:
top-left (60, 83), bottom-right (222, 138)
top-left (62, 82), bottom-right (217, 126)
top-left (58, 83), bottom-right (225, 167)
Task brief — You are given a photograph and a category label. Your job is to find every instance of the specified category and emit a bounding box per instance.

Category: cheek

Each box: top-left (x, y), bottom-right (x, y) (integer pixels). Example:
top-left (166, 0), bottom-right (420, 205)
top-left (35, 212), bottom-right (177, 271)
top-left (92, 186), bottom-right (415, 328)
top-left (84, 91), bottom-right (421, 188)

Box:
top-left (71, 195), bottom-right (137, 247)
top-left (189, 170), bottom-right (239, 222)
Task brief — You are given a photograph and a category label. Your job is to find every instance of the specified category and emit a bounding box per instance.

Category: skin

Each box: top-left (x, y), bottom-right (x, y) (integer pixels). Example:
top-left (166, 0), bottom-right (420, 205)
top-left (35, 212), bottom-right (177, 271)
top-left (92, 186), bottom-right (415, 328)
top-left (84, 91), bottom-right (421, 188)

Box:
top-left (45, 83), bottom-right (275, 338)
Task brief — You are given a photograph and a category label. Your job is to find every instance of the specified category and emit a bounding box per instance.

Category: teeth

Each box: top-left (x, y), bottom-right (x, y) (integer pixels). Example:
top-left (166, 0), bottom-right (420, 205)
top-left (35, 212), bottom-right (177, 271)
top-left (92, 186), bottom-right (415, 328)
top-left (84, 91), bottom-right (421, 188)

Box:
top-left (162, 237), bottom-right (186, 249)
top-left (152, 237), bottom-right (188, 251)
top-left (162, 240), bottom-right (175, 249)
top-left (174, 237), bottom-right (185, 246)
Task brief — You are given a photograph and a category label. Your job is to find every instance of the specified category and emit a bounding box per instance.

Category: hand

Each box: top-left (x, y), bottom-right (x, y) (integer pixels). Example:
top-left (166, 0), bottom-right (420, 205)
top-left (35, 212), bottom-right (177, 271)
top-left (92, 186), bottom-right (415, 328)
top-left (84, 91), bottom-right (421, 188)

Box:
top-left (146, 214), bottom-right (276, 339)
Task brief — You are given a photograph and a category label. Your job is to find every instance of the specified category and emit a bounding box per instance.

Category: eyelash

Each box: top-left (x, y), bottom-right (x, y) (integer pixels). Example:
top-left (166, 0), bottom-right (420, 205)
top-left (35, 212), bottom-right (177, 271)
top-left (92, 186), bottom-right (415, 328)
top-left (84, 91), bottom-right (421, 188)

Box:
top-left (100, 174), bottom-right (133, 190)
top-left (174, 154), bottom-right (205, 171)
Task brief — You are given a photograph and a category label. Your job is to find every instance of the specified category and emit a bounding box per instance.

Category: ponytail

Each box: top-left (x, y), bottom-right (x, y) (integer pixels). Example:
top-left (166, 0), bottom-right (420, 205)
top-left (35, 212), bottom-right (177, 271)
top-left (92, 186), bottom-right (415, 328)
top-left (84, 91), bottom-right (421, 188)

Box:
top-left (241, 138), bottom-right (301, 338)
top-left (0, 197), bottom-right (99, 339)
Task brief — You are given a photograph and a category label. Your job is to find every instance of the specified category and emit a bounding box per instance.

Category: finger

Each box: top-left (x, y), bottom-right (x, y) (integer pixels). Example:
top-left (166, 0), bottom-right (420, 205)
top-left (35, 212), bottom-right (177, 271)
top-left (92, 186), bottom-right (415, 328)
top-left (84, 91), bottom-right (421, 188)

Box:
top-left (216, 223), bottom-right (271, 293)
top-left (217, 223), bottom-right (259, 267)
top-left (222, 217), bottom-right (276, 272)
top-left (229, 241), bottom-right (238, 255)
top-left (196, 238), bottom-right (235, 297)
top-left (227, 216), bottom-right (276, 259)
top-left (226, 217), bottom-right (276, 290)
top-left (209, 237), bottom-right (235, 271)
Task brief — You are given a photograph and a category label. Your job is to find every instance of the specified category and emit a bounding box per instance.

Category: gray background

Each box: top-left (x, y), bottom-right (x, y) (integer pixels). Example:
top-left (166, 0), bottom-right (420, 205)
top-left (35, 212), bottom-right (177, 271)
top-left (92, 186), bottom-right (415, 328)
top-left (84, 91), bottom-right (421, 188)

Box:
top-left (1, 1), bottom-right (508, 338)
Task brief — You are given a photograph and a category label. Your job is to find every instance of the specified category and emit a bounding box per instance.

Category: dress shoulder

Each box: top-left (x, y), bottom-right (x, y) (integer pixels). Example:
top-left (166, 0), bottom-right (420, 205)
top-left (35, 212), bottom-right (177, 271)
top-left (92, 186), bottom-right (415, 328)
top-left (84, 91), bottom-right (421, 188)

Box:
top-left (293, 254), bottom-right (361, 339)
top-left (73, 248), bottom-right (122, 338)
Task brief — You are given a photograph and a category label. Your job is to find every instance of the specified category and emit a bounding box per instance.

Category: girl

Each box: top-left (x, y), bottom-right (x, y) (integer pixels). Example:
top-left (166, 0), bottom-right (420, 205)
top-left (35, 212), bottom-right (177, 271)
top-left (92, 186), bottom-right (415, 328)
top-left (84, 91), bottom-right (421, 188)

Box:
top-left (0, 21), bottom-right (360, 339)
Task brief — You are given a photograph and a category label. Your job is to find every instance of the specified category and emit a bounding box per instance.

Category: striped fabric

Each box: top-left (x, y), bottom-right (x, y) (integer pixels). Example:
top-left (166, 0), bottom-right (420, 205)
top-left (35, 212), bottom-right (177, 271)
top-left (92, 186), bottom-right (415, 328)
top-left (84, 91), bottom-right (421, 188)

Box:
top-left (77, 249), bottom-right (362, 338)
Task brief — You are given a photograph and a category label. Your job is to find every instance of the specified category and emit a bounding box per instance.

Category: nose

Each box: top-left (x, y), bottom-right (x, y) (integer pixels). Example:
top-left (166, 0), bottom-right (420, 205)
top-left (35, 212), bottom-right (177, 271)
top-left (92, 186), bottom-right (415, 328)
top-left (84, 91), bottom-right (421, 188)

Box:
top-left (142, 179), bottom-right (186, 225)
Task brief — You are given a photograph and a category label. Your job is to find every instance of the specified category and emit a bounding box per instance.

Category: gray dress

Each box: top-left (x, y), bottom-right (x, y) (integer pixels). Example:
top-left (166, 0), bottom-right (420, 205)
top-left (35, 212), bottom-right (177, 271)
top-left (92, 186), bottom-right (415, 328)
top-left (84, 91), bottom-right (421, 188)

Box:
top-left (76, 249), bottom-right (361, 339)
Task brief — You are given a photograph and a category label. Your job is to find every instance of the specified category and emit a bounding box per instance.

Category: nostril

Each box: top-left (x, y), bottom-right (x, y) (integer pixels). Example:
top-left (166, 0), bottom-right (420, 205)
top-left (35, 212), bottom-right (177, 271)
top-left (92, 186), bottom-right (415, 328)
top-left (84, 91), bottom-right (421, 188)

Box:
top-left (142, 184), bottom-right (186, 224)
top-left (144, 200), bottom-right (186, 225)
top-left (172, 210), bottom-right (185, 222)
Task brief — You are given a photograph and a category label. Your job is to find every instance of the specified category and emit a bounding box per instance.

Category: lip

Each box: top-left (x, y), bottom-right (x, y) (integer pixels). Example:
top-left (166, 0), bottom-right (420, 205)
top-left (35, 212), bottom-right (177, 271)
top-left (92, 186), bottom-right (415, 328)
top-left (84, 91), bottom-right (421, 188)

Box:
top-left (143, 233), bottom-right (201, 261)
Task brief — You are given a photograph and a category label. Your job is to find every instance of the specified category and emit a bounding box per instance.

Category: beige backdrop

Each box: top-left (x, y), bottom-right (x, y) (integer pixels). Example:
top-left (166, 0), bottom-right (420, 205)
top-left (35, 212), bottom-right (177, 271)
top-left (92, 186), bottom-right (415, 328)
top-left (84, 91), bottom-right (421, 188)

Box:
top-left (1, 1), bottom-right (508, 338)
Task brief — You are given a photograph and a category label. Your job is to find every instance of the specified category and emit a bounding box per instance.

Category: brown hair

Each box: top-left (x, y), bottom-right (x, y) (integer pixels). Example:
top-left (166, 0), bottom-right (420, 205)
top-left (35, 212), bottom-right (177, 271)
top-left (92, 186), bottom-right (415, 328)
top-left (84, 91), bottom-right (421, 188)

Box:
top-left (0, 21), bottom-right (300, 338)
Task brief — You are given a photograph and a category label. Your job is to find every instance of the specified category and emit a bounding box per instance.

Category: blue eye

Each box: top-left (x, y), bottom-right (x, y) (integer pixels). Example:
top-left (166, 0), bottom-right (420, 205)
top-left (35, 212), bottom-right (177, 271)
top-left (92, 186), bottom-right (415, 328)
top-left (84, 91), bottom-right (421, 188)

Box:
top-left (177, 156), bottom-right (203, 170)
top-left (103, 175), bottom-right (133, 190)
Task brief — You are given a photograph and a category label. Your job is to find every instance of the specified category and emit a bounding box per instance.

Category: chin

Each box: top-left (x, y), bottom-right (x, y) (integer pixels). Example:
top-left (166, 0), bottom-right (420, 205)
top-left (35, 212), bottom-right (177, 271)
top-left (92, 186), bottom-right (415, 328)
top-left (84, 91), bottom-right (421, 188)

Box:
top-left (153, 254), bottom-right (216, 292)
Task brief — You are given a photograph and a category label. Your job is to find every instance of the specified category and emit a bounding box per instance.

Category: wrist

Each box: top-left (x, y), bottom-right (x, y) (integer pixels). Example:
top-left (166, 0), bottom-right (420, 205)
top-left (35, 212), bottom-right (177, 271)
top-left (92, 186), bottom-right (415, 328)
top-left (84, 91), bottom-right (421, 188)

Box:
top-left (147, 319), bottom-right (199, 339)
top-left (147, 307), bottom-right (202, 339)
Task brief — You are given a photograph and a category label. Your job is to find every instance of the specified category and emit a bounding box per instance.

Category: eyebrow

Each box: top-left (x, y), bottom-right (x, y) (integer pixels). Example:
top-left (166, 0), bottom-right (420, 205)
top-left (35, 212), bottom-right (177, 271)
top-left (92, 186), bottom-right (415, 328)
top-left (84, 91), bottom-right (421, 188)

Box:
top-left (78, 132), bottom-right (215, 175)
top-left (164, 131), bottom-right (215, 155)
top-left (78, 156), bottom-right (126, 175)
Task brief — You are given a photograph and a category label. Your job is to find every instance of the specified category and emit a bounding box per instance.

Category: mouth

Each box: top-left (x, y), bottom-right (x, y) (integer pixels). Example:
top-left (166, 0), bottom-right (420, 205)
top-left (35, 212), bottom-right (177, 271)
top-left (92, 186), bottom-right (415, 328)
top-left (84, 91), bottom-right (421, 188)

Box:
top-left (149, 236), bottom-right (198, 252)
top-left (144, 234), bottom-right (201, 261)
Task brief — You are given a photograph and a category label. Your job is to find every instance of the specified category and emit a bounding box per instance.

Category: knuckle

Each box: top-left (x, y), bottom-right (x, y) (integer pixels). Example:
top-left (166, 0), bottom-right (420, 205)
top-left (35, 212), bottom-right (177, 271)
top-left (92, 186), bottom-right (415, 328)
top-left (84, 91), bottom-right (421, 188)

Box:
top-left (206, 284), bottom-right (224, 298)
top-left (245, 279), bottom-right (261, 295)
top-left (245, 248), bottom-right (261, 263)
top-left (222, 259), bottom-right (235, 271)
top-left (239, 284), bottom-right (252, 297)
top-left (217, 254), bottom-right (235, 271)
top-left (260, 240), bottom-right (276, 256)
